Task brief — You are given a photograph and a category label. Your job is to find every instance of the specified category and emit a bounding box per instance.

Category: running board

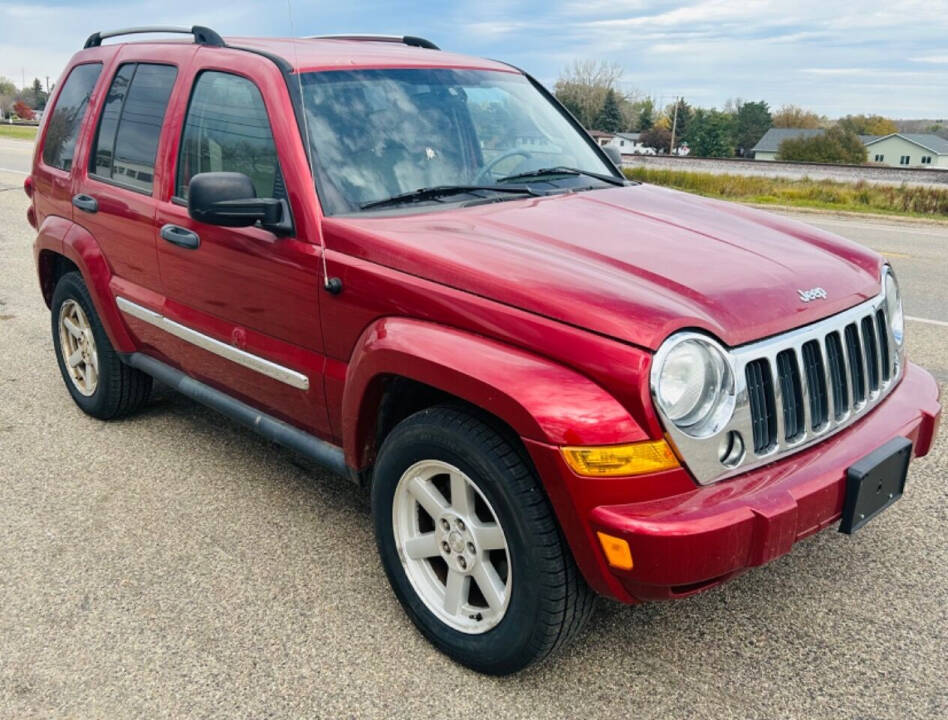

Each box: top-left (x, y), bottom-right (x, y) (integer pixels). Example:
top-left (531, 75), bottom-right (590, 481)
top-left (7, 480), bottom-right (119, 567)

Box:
top-left (125, 352), bottom-right (351, 479)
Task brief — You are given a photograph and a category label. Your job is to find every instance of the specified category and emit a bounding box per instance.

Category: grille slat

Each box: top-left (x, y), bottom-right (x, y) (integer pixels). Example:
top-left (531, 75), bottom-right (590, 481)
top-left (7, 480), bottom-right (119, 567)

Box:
top-left (802, 340), bottom-right (828, 430)
top-left (745, 359), bottom-right (776, 454)
top-left (776, 350), bottom-right (805, 442)
top-left (876, 310), bottom-right (891, 381)
top-left (844, 323), bottom-right (866, 405)
top-left (861, 316), bottom-right (880, 392)
top-left (825, 332), bottom-right (848, 420)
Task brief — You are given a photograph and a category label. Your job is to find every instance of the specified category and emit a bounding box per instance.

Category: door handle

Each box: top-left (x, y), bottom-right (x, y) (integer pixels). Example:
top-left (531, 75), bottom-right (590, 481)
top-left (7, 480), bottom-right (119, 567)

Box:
top-left (72, 194), bottom-right (98, 213)
top-left (160, 224), bottom-right (201, 250)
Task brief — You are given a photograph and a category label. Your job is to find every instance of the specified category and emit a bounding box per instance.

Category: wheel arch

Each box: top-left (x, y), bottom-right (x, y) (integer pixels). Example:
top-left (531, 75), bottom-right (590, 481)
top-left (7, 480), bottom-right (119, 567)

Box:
top-left (34, 219), bottom-right (135, 353)
top-left (342, 317), bottom-right (648, 473)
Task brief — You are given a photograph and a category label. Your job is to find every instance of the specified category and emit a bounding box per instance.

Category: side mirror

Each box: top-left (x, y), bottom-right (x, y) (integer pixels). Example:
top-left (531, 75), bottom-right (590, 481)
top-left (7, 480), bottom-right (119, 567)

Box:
top-left (188, 172), bottom-right (288, 233)
top-left (603, 145), bottom-right (623, 168)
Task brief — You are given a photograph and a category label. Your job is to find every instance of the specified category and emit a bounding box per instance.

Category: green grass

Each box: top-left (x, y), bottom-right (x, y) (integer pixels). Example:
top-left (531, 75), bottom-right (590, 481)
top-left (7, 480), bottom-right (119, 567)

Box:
top-left (0, 124), bottom-right (38, 141)
top-left (623, 166), bottom-right (948, 220)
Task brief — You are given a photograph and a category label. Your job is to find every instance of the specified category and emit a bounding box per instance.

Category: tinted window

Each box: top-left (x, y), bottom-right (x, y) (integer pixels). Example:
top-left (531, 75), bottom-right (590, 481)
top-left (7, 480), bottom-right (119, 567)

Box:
top-left (91, 64), bottom-right (135, 177)
top-left (176, 71), bottom-right (282, 199)
top-left (42, 63), bottom-right (102, 171)
top-left (91, 63), bottom-right (177, 193)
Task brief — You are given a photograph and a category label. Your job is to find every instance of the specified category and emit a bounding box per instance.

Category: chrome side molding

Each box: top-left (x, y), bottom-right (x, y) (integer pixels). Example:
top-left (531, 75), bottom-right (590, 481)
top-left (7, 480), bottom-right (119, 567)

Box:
top-left (116, 297), bottom-right (310, 391)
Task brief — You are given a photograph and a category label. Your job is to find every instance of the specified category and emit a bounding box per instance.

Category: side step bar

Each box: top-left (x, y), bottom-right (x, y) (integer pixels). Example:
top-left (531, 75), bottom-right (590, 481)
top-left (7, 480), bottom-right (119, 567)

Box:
top-left (126, 352), bottom-right (351, 479)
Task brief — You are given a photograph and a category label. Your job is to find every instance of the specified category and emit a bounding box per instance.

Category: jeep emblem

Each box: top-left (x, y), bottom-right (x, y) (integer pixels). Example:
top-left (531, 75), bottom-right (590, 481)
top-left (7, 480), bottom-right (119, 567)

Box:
top-left (797, 287), bottom-right (827, 302)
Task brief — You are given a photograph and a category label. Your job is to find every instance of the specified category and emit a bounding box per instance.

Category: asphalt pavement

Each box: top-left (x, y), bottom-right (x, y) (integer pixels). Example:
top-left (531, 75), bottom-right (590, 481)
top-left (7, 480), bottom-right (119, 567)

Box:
top-left (1, 146), bottom-right (946, 718)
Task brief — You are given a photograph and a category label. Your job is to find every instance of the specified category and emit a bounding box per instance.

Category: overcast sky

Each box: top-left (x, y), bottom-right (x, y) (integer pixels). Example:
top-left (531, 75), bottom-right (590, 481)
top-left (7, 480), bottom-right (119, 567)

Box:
top-left (2, 0), bottom-right (947, 118)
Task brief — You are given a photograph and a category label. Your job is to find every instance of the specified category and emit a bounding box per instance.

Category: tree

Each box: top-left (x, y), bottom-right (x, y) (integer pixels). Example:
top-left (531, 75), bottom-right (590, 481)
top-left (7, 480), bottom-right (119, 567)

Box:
top-left (772, 104), bottom-right (824, 129)
top-left (30, 78), bottom-right (47, 109)
top-left (0, 76), bottom-right (14, 119)
top-left (666, 98), bottom-right (692, 145)
top-left (640, 126), bottom-right (672, 153)
top-left (733, 100), bottom-right (772, 156)
top-left (636, 98), bottom-right (655, 131)
top-left (776, 126), bottom-right (867, 164)
top-left (13, 100), bottom-right (35, 121)
top-left (594, 89), bottom-right (622, 132)
top-left (837, 114), bottom-right (897, 136)
top-left (554, 59), bottom-right (624, 129)
top-left (686, 109), bottom-right (735, 157)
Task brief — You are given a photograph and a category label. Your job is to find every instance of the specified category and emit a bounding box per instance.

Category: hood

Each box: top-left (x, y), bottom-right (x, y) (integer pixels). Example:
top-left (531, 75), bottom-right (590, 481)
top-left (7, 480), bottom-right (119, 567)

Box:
top-left (322, 184), bottom-right (884, 350)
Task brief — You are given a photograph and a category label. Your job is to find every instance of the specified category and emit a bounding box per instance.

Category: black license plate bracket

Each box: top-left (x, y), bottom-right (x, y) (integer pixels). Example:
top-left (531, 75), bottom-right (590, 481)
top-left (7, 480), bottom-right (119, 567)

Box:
top-left (839, 437), bottom-right (912, 535)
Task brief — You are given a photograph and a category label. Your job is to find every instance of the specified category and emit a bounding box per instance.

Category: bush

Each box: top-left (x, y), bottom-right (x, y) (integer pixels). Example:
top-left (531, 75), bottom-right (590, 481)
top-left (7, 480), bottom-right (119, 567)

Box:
top-left (776, 126), bottom-right (867, 164)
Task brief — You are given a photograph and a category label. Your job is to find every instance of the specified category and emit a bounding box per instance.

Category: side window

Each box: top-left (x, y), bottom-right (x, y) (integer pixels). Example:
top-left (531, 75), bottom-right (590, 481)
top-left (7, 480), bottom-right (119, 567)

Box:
top-left (176, 71), bottom-right (283, 200)
top-left (90, 63), bottom-right (177, 193)
top-left (42, 63), bottom-right (103, 171)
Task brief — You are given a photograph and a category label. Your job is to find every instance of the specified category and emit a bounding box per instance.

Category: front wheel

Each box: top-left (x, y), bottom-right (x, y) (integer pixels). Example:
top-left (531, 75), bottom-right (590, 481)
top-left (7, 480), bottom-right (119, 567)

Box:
top-left (372, 406), bottom-right (595, 675)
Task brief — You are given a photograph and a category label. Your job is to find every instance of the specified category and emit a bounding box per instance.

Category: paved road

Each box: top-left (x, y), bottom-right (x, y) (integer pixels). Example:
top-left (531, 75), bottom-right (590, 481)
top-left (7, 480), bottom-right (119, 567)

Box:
top-left (0, 137), bottom-right (33, 179)
top-left (0, 159), bottom-right (946, 718)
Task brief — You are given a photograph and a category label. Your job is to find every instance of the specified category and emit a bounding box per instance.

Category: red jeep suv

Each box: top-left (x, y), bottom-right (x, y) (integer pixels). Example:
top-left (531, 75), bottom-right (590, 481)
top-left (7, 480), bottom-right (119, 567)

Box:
top-left (27, 27), bottom-right (941, 674)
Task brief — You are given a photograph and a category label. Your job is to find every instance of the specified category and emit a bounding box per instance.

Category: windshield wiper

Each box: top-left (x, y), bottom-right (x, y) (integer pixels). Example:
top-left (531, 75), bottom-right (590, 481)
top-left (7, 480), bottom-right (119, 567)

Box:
top-left (496, 166), bottom-right (626, 187)
top-left (360, 184), bottom-right (540, 210)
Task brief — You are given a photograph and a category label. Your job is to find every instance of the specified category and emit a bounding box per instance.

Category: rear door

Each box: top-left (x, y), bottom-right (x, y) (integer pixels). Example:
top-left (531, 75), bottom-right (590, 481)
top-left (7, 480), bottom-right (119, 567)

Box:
top-left (74, 59), bottom-right (179, 296)
top-left (151, 53), bottom-right (330, 437)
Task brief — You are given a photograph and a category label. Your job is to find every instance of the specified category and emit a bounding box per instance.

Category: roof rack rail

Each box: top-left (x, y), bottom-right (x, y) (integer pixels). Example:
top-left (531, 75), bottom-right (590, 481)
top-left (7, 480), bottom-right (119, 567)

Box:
top-left (83, 25), bottom-right (225, 50)
top-left (305, 34), bottom-right (440, 50)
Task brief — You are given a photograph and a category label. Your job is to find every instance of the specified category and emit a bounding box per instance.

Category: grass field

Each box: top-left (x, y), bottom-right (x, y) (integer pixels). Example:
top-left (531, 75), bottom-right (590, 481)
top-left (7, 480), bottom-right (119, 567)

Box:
top-left (0, 124), bottom-right (38, 141)
top-left (623, 166), bottom-right (948, 219)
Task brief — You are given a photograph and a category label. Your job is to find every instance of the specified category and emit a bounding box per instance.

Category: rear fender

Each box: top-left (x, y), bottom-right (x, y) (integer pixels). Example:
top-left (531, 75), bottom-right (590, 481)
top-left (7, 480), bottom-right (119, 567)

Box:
top-left (34, 219), bottom-right (135, 353)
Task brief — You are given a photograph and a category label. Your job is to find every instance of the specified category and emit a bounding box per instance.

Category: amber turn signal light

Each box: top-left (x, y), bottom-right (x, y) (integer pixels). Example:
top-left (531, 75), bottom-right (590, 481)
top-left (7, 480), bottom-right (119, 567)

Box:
top-left (561, 440), bottom-right (679, 477)
top-left (596, 531), bottom-right (633, 570)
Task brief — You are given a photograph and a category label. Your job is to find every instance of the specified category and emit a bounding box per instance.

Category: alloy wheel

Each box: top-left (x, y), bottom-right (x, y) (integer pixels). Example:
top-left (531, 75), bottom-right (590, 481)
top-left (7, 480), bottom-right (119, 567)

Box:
top-left (392, 459), bottom-right (511, 634)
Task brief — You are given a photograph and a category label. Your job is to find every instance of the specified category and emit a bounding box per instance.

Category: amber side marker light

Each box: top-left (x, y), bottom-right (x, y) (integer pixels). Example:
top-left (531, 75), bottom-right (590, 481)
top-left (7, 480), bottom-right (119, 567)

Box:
top-left (597, 532), bottom-right (633, 570)
top-left (561, 440), bottom-right (679, 477)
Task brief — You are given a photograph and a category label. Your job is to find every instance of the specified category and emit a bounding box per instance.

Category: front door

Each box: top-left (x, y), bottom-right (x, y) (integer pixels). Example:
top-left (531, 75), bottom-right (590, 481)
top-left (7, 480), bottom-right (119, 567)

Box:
top-left (153, 66), bottom-right (329, 437)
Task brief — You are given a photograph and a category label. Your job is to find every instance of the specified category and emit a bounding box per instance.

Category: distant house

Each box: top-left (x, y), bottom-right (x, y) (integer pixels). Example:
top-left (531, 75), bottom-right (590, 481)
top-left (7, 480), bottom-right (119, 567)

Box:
top-left (752, 128), bottom-right (948, 167)
top-left (588, 130), bottom-right (615, 147)
top-left (605, 132), bottom-right (656, 155)
top-left (863, 133), bottom-right (948, 168)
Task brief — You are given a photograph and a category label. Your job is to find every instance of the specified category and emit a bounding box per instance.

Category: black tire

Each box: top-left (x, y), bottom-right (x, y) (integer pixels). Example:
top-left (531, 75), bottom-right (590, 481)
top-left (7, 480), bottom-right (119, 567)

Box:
top-left (372, 405), bottom-right (595, 675)
top-left (51, 272), bottom-right (152, 419)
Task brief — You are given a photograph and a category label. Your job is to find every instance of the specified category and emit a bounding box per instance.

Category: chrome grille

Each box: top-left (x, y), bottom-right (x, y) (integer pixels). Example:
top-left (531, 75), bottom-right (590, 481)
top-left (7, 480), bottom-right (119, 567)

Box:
top-left (659, 289), bottom-right (903, 486)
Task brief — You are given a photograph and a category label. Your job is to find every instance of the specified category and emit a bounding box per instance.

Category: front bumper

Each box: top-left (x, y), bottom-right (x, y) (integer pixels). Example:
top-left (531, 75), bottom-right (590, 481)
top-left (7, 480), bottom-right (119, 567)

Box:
top-left (525, 362), bottom-right (941, 604)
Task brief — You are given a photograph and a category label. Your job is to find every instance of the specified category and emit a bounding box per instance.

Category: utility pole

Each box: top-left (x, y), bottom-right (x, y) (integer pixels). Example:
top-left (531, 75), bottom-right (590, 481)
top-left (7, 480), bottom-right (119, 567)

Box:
top-left (45, 76), bottom-right (50, 93)
top-left (669, 98), bottom-right (681, 155)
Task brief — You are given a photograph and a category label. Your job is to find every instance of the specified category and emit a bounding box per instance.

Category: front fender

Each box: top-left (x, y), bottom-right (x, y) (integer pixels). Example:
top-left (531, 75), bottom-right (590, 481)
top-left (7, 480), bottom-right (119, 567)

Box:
top-left (34, 219), bottom-right (135, 353)
top-left (342, 317), bottom-right (648, 470)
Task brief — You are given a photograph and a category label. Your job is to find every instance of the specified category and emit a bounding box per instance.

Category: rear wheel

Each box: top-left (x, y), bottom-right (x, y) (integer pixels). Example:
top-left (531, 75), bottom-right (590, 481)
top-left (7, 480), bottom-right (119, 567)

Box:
top-left (372, 405), bottom-right (595, 675)
top-left (51, 272), bottom-right (152, 419)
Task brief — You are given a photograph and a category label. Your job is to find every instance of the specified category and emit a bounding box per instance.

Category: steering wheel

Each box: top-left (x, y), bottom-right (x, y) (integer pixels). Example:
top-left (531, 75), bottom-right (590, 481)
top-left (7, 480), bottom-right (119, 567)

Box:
top-left (474, 149), bottom-right (534, 184)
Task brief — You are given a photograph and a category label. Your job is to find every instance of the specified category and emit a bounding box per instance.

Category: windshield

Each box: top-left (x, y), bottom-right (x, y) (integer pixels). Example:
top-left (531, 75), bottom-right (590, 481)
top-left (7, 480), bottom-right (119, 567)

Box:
top-left (298, 68), bottom-right (617, 214)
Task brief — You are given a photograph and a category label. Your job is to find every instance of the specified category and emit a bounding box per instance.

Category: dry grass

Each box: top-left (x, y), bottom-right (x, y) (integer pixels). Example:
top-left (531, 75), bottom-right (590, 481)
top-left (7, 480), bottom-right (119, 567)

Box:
top-left (0, 124), bottom-right (38, 141)
top-left (623, 167), bottom-right (948, 219)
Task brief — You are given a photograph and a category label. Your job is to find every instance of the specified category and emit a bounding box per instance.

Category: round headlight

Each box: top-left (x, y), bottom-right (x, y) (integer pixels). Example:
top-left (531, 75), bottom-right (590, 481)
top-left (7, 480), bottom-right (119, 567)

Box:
top-left (653, 335), bottom-right (735, 437)
top-left (884, 268), bottom-right (904, 346)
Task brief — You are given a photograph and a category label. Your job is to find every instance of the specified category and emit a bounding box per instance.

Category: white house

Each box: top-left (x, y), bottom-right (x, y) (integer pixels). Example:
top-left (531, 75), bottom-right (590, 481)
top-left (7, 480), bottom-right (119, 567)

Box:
top-left (863, 133), bottom-right (948, 168)
top-left (752, 128), bottom-right (948, 168)
top-left (605, 132), bottom-right (655, 155)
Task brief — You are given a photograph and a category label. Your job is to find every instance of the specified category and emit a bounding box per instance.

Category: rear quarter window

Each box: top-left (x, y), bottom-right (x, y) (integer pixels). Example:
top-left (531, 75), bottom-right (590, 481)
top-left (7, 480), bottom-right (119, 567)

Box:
top-left (90, 63), bottom-right (177, 193)
top-left (42, 63), bottom-right (103, 171)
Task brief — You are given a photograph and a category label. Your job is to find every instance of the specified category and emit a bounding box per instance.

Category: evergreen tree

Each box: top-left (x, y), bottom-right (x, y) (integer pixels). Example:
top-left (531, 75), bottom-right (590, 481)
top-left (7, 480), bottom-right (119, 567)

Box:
top-left (734, 100), bottom-right (771, 156)
top-left (594, 89), bottom-right (623, 132)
